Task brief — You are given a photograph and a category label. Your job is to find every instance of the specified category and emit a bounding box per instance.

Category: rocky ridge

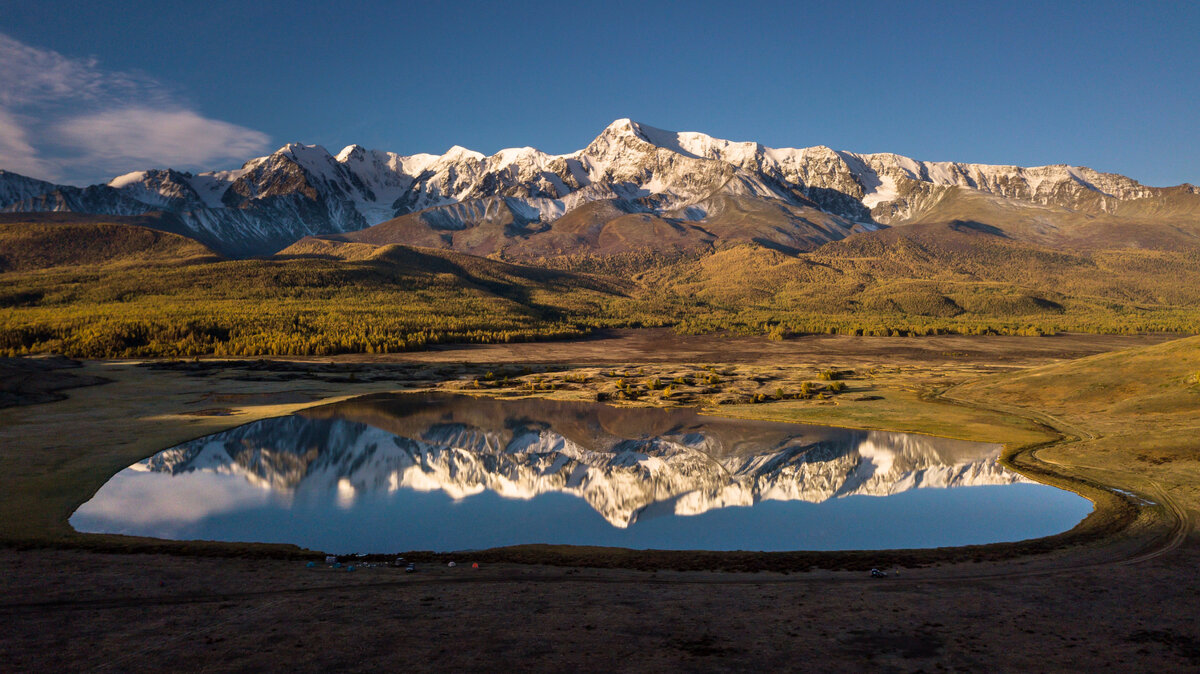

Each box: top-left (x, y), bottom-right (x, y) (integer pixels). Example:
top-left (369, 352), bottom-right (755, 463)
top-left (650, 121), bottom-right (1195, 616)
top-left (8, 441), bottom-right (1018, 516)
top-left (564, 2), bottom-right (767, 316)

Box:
top-left (2, 120), bottom-right (1193, 256)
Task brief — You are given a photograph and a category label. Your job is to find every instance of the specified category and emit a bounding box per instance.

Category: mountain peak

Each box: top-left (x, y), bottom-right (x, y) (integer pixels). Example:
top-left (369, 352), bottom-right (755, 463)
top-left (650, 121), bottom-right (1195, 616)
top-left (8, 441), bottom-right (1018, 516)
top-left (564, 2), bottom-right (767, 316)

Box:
top-left (336, 144), bottom-right (367, 162)
top-left (602, 118), bottom-right (669, 139)
top-left (596, 118), bottom-right (662, 145)
top-left (274, 142), bottom-right (333, 160)
top-left (587, 118), bottom-right (687, 157)
top-left (443, 145), bottom-right (485, 161)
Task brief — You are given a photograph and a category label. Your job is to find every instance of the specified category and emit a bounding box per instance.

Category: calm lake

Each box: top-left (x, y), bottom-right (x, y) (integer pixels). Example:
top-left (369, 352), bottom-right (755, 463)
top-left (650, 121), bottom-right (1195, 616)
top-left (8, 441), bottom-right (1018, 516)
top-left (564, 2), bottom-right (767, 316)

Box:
top-left (72, 392), bottom-right (1092, 553)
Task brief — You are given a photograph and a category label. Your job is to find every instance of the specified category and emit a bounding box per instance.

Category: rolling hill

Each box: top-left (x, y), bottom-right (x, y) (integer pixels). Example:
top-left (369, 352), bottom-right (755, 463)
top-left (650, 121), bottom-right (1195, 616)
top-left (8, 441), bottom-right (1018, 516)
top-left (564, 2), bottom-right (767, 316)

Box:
top-left (0, 213), bottom-right (219, 272)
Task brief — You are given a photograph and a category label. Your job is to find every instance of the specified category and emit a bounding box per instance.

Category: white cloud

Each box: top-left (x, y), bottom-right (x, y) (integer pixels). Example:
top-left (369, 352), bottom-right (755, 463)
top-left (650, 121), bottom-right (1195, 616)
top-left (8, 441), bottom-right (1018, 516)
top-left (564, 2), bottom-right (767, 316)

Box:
top-left (55, 107), bottom-right (270, 168)
top-left (0, 108), bottom-right (60, 178)
top-left (0, 33), bottom-right (270, 184)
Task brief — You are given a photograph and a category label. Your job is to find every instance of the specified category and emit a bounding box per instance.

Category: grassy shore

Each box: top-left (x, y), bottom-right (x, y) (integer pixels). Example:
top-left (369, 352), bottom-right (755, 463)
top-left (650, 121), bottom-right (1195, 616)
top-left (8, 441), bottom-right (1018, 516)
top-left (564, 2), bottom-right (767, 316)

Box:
top-left (949, 335), bottom-right (1200, 532)
top-left (0, 332), bottom-right (1191, 571)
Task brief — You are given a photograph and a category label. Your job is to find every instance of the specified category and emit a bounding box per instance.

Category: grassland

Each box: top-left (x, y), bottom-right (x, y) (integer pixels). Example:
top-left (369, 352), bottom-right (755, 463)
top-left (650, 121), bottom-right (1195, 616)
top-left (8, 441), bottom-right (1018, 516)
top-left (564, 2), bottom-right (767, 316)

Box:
top-left (0, 213), bottom-right (219, 272)
top-left (950, 335), bottom-right (1200, 523)
top-left (2, 332), bottom-right (1198, 670)
top-left (3, 241), bottom-right (1200, 359)
top-left (0, 246), bottom-right (635, 358)
top-left (4, 212), bottom-right (1200, 359)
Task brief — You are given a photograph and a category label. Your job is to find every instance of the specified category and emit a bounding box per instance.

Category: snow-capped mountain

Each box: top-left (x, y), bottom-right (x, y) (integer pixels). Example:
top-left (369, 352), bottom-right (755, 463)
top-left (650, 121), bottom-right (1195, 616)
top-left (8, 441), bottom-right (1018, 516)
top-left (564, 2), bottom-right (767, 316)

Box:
top-left (2, 119), bottom-right (1194, 256)
top-left (135, 400), bottom-right (1020, 528)
top-left (0, 170), bottom-right (62, 207)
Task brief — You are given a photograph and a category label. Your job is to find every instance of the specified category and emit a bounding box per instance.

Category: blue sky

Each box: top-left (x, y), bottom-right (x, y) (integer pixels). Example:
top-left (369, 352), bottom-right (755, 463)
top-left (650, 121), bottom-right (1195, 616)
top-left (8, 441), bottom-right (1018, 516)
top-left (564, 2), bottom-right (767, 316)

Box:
top-left (1, 0), bottom-right (1197, 186)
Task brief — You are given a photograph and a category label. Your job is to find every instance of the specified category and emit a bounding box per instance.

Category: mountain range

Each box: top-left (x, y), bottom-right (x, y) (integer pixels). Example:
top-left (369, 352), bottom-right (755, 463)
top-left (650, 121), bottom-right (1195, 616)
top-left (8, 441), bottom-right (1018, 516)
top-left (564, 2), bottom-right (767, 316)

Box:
top-left (4, 119), bottom-right (1197, 258)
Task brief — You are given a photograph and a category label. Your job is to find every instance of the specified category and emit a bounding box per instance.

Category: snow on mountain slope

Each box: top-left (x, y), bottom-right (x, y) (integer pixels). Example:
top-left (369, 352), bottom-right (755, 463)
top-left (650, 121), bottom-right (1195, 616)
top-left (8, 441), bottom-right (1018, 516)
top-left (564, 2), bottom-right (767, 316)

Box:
top-left (1, 119), bottom-right (1194, 256)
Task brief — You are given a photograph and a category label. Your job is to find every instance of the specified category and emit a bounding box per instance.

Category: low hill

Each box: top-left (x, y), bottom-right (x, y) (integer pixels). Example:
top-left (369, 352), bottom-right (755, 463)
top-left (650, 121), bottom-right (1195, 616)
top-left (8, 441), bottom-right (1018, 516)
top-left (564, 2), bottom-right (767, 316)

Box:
top-left (949, 335), bottom-right (1200, 515)
top-left (813, 219), bottom-right (1200, 306)
top-left (635, 218), bottom-right (1200, 335)
top-left (277, 239), bottom-right (629, 295)
top-left (1, 239), bottom-right (632, 358)
top-left (955, 334), bottom-right (1200, 418)
top-left (338, 192), bottom-right (875, 260)
top-left (277, 236), bottom-right (385, 261)
top-left (0, 213), bottom-right (219, 272)
top-left (338, 198), bottom-right (721, 260)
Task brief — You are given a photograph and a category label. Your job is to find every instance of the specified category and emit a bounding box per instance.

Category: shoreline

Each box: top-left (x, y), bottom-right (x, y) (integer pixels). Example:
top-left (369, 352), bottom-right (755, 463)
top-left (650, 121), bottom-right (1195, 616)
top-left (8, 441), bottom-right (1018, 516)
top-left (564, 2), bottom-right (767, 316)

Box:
top-left (0, 340), bottom-right (1182, 574)
top-left (3, 332), bottom-right (1197, 669)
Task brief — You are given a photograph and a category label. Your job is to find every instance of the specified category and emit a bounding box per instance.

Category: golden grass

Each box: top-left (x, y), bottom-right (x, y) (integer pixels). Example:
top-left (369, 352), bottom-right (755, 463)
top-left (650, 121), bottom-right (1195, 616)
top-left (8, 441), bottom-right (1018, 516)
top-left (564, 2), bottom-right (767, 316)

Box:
top-left (711, 389), bottom-right (1054, 446)
top-left (950, 334), bottom-right (1200, 514)
top-left (4, 232), bottom-right (1200, 359)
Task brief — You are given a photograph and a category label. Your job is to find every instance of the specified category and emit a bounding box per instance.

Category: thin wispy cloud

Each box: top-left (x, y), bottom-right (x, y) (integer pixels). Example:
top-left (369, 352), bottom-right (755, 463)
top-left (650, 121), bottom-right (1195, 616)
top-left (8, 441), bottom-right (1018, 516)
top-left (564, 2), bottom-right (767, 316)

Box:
top-left (55, 108), bottom-right (275, 170)
top-left (0, 33), bottom-right (270, 184)
top-left (0, 108), bottom-right (59, 179)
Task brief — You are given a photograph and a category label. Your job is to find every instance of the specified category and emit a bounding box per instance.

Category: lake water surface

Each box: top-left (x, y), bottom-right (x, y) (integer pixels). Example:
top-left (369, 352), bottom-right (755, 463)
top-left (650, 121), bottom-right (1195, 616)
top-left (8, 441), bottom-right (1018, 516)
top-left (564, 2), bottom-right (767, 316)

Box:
top-left (72, 392), bottom-right (1092, 553)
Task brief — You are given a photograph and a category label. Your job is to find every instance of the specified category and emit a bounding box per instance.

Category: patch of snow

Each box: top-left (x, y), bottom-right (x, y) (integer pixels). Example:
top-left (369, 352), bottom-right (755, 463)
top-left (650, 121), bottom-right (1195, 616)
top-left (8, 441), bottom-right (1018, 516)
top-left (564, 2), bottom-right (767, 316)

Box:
top-left (861, 174), bottom-right (899, 208)
top-left (490, 146), bottom-right (543, 166)
top-left (626, 121), bottom-right (701, 158)
top-left (185, 173), bottom-right (234, 208)
top-left (924, 162), bottom-right (959, 185)
top-left (107, 171), bottom-right (148, 189)
top-left (442, 145), bottom-right (485, 162)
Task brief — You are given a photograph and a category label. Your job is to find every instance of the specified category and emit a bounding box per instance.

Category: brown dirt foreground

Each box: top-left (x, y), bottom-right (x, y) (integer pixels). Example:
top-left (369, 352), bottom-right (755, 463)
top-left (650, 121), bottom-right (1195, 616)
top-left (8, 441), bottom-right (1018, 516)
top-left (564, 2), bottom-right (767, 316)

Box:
top-left (1, 331), bottom-right (1198, 671)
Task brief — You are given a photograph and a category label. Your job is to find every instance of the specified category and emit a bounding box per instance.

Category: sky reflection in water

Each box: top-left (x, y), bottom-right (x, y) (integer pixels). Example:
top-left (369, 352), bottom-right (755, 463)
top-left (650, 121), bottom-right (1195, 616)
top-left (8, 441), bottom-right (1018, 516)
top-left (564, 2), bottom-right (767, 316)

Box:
top-left (72, 392), bottom-right (1092, 553)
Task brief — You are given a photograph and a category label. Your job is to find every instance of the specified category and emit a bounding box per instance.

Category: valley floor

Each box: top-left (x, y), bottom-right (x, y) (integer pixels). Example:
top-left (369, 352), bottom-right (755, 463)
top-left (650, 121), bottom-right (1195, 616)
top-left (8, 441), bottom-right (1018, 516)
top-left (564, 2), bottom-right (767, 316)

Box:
top-left (0, 331), bottom-right (1197, 670)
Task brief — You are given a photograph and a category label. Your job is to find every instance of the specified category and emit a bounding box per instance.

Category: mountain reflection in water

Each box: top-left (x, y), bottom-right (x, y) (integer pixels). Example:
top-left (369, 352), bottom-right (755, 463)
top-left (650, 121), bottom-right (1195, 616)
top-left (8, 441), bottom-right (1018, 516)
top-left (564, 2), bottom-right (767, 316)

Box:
top-left (71, 392), bottom-right (1092, 552)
